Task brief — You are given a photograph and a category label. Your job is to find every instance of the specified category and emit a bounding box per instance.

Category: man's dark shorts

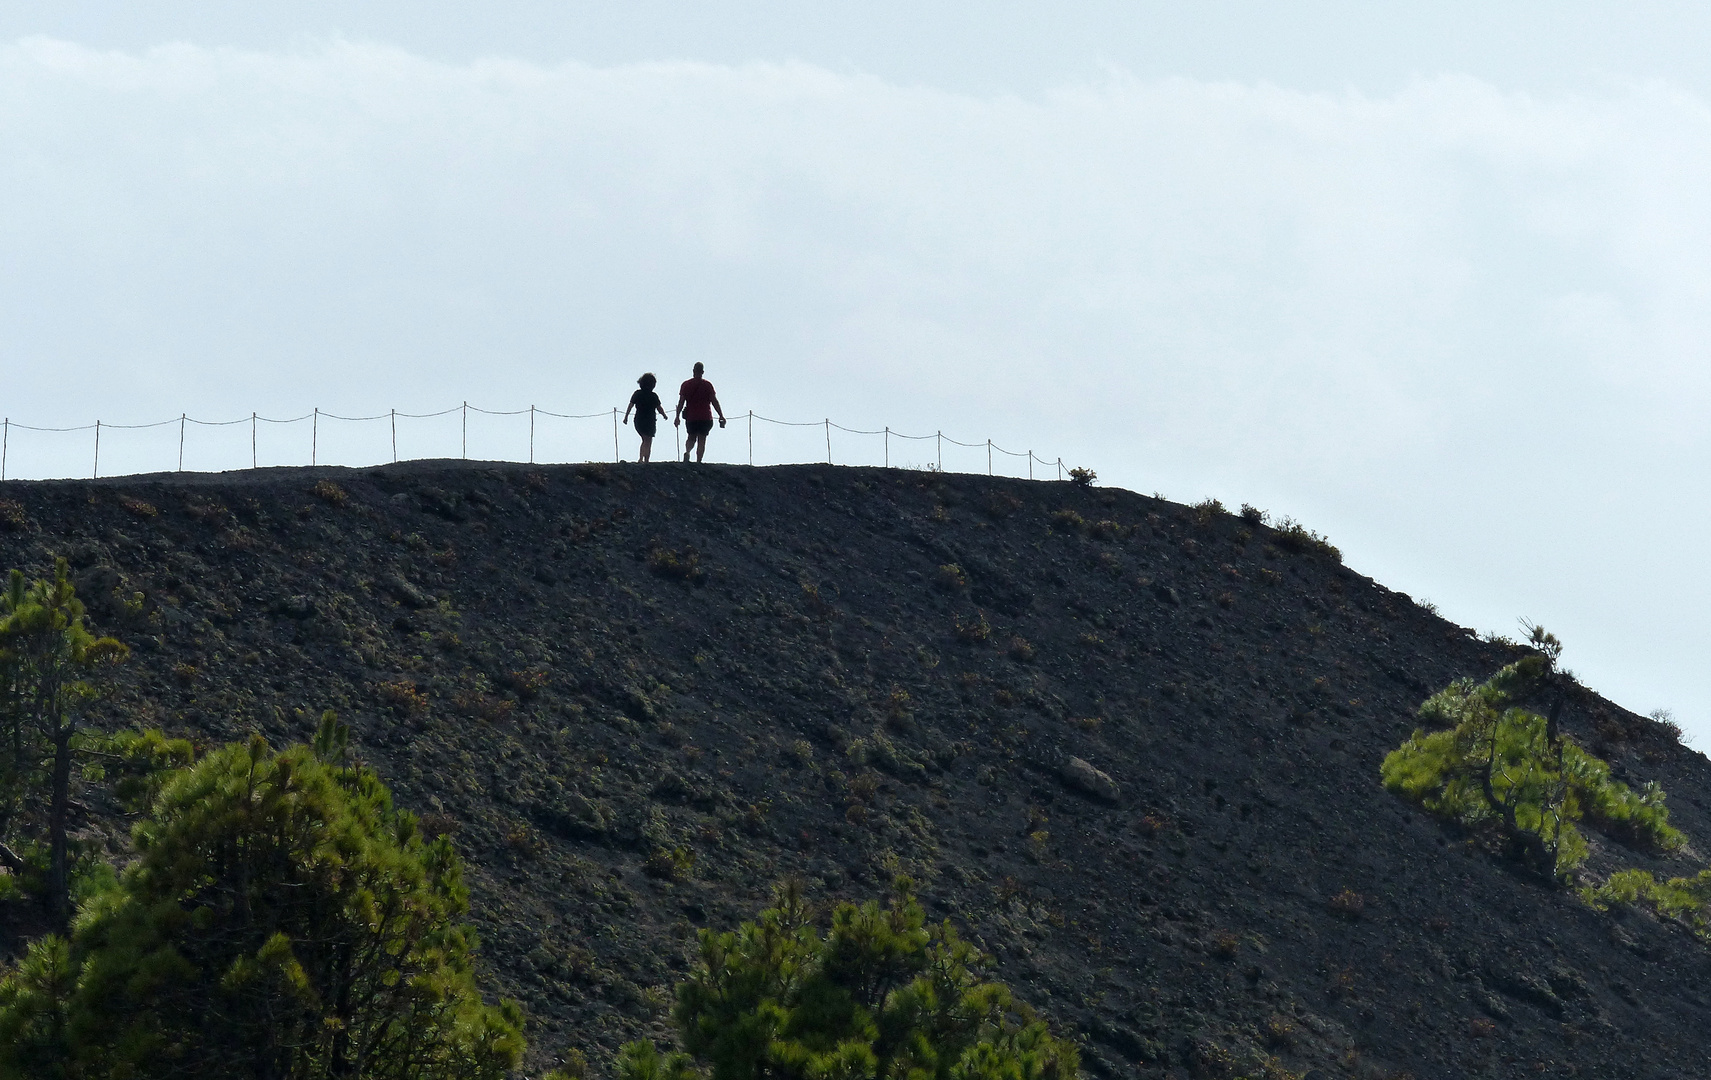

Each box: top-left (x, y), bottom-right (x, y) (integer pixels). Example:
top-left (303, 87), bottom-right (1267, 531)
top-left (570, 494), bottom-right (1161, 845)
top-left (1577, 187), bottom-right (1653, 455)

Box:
top-left (686, 418), bottom-right (714, 438)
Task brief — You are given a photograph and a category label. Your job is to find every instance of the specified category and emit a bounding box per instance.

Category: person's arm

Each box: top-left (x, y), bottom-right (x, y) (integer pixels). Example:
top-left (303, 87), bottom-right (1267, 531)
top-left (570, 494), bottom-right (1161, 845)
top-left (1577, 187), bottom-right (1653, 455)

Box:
top-left (674, 390), bottom-right (685, 426)
top-left (712, 393), bottom-right (726, 427)
top-left (655, 396), bottom-right (669, 420)
top-left (623, 400), bottom-right (634, 424)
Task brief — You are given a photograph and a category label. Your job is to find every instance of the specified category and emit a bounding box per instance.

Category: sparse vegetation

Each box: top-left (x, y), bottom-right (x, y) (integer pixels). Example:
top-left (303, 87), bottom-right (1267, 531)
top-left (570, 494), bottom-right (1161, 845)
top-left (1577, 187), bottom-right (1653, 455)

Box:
top-left (1068, 467), bottom-right (1096, 487)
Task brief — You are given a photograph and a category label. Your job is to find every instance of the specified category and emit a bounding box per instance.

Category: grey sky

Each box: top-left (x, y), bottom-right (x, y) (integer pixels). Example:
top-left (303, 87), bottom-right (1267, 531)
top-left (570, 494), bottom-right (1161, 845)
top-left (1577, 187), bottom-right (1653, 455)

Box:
top-left (1, 3), bottom-right (1709, 740)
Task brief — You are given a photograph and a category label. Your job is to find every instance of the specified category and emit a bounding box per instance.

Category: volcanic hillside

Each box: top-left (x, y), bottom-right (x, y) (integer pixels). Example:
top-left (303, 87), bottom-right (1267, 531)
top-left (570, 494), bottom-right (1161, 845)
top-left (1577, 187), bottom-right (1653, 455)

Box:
top-left (2, 462), bottom-right (1708, 1080)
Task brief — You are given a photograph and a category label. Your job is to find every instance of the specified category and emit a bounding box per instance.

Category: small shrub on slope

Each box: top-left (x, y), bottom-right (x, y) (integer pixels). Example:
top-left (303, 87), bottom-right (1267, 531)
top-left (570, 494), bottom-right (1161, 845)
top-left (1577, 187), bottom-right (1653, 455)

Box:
top-left (1382, 651), bottom-right (1684, 881)
top-left (618, 878), bottom-right (1078, 1080)
top-left (1578, 868), bottom-right (1711, 949)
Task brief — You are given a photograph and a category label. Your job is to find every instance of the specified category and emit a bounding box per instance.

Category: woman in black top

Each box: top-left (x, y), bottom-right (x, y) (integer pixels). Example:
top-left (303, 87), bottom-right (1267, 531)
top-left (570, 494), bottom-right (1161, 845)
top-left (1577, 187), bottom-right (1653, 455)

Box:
top-left (623, 373), bottom-right (669, 462)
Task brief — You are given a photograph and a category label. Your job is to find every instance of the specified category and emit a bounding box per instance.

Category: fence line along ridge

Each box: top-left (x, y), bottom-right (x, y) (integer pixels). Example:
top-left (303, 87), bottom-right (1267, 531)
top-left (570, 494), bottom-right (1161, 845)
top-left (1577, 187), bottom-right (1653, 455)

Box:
top-left (0, 403), bottom-right (1072, 483)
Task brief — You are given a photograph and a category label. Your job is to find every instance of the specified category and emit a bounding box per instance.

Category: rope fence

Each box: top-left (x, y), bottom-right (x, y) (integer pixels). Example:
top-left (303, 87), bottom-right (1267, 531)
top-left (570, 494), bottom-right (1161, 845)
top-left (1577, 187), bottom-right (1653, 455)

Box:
top-left (0, 403), bottom-right (1072, 484)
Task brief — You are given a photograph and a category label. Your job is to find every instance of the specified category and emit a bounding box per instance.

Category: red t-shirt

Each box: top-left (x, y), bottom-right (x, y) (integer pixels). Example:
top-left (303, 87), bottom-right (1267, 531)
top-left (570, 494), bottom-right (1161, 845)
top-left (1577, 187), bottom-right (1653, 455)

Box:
top-left (679, 378), bottom-right (716, 422)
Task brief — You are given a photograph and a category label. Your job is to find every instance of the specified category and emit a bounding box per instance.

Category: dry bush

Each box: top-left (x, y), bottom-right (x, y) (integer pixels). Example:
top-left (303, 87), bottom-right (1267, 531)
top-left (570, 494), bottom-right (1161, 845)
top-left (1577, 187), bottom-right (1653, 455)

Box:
top-left (1049, 509), bottom-right (1085, 532)
top-left (1328, 888), bottom-right (1366, 920)
top-left (184, 497), bottom-right (227, 523)
top-left (648, 545), bottom-right (702, 581)
top-left (119, 495), bottom-right (158, 518)
top-left (1192, 498), bottom-right (1225, 526)
top-left (935, 563), bottom-right (969, 591)
top-left (453, 689), bottom-right (515, 724)
top-left (311, 479), bottom-right (349, 506)
top-left (954, 611), bottom-right (992, 644)
top-left (504, 669), bottom-right (550, 700)
top-left (377, 680), bottom-right (428, 715)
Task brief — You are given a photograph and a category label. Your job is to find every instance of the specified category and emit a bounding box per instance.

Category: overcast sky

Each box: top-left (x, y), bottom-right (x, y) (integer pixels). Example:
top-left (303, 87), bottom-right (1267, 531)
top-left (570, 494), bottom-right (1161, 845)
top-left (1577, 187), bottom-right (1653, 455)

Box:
top-left (2, 3), bottom-right (1709, 740)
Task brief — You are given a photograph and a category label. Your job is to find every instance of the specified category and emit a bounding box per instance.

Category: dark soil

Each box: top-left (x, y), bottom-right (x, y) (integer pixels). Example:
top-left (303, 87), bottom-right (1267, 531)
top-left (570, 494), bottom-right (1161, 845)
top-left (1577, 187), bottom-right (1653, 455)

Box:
top-left (2, 460), bottom-right (1709, 1080)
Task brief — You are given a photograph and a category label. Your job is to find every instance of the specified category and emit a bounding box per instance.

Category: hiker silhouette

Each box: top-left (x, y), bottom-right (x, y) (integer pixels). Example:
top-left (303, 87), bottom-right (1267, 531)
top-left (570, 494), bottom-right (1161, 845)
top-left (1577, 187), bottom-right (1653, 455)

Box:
top-left (622, 373), bottom-right (669, 462)
top-left (674, 362), bottom-right (725, 463)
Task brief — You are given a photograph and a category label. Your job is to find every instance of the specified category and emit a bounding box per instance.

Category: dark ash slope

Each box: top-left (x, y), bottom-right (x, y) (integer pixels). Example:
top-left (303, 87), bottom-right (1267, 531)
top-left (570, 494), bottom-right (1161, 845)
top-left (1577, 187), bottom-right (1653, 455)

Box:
top-left (1, 461), bottom-right (1707, 1080)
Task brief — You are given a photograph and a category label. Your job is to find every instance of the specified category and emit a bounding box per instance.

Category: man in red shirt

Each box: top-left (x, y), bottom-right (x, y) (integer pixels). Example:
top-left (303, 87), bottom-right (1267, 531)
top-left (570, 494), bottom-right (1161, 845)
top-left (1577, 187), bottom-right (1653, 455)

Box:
top-left (674, 362), bottom-right (726, 463)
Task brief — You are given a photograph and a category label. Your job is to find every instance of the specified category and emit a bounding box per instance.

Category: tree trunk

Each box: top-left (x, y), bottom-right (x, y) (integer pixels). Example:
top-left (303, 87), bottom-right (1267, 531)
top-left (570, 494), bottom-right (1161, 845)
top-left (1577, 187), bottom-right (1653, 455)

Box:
top-left (48, 716), bottom-right (72, 929)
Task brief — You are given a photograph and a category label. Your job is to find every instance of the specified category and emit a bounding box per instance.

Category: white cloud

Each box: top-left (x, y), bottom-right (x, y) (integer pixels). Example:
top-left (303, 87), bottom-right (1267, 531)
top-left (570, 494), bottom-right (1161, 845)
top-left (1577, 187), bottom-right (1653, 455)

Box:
top-left (2, 36), bottom-right (1711, 733)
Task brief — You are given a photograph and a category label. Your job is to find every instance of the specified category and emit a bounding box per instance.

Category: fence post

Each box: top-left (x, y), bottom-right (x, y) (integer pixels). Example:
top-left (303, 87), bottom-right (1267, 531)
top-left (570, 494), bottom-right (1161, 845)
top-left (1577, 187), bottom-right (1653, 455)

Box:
top-left (529, 406), bottom-right (535, 464)
top-left (2, 418), bottom-right (8, 481)
top-left (884, 426), bottom-right (889, 468)
top-left (937, 431), bottom-right (942, 471)
top-left (825, 419), bottom-right (831, 464)
top-left (178, 414), bottom-right (186, 472)
top-left (987, 439), bottom-right (992, 476)
top-left (1028, 450), bottom-right (1033, 481)
top-left (1057, 458), bottom-right (1063, 481)
top-left (93, 421), bottom-right (100, 479)
top-left (462, 402), bottom-right (468, 459)
top-left (251, 413), bottom-right (257, 470)
top-left (312, 408), bottom-right (319, 466)
top-left (747, 411), bottom-right (753, 466)
top-left (390, 409), bottom-right (397, 463)
top-left (612, 408), bottom-right (619, 463)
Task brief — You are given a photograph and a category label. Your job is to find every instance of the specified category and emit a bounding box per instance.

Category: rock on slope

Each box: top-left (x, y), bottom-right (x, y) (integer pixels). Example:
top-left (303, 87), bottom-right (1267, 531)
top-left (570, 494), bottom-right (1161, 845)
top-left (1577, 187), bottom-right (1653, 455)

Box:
top-left (2, 461), bottom-right (1709, 1080)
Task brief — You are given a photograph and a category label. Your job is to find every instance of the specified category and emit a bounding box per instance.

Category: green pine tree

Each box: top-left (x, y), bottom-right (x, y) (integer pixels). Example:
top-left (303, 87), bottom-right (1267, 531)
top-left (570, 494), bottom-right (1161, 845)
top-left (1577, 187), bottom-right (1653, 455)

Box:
top-left (0, 715), bottom-right (525, 1079)
top-left (0, 559), bottom-right (128, 925)
top-left (619, 879), bottom-right (1077, 1080)
top-left (1383, 632), bottom-right (1683, 881)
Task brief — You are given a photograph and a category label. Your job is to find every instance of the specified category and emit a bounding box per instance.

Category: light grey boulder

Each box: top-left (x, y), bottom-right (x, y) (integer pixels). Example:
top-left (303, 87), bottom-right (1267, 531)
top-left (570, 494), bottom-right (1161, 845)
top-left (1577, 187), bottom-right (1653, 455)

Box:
top-left (1061, 756), bottom-right (1120, 803)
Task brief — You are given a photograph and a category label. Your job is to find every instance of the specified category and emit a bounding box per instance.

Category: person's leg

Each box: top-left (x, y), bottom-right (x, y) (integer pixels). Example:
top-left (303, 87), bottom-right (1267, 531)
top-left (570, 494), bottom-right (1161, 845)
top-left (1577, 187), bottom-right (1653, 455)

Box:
top-left (640, 435), bottom-right (652, 461)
